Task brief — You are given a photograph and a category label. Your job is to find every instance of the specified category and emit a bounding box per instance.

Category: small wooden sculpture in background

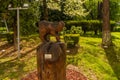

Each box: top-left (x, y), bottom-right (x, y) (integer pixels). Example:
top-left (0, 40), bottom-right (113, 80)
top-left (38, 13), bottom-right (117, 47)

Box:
top-left (36, 20), bottom-right (65, 42)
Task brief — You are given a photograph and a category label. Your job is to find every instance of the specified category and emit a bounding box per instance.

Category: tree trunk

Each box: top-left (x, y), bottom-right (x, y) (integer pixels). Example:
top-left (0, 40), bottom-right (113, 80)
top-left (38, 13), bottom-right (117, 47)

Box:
top-left (13, 15), bottom-right (17, 50)
top-left (43, 0), bottom-right (48, 20)
top-left (37, 42), bottom-right (66, 80)
top-left (102, 0), bottom-right (112, 47)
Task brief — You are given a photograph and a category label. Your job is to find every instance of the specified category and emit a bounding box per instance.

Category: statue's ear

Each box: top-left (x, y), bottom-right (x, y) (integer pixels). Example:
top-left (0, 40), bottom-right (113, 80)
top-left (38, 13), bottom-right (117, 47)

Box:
top-left (59, 21), bottom-right (65, 27)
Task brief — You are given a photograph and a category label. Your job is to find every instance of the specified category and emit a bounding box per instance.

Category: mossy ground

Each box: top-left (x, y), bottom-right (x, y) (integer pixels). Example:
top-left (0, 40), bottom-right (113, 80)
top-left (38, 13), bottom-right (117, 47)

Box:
top-left (0, 32), bottom-right (120, 80)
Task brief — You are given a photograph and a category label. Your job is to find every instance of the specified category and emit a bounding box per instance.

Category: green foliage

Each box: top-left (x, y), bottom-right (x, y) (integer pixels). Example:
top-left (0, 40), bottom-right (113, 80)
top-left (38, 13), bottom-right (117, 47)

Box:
top-left (66, 20), bottom-right (116, 27)
top-left (47, 0), bottom-right (60, 10)
top-left (19, 1), bottom-right (40, 36)
top-left (0, 0), bottom-right (119, 37)
top-left (0, 27), bottom-right (7, 33)
top-left (84, 0), bottom-right (120, 21)
top-left (84, 0), bottom-right (102, 19)
top-left (114, 26), bottom-right (120, 32)
top-left (64, 34), bottom-right (80, 48)
top-left (0, 31), bottom-right (14, 43)
top-left (65, 20), bottom-right (116, 34)
top-left (63, 0), bottom-right (88, 18)
top-left (6, 32), bottom-right (14, 43)
top-left (0, 1), bottom-right (40, 36)
top-left (63, 26), bottom-right (80, 48)
top-left (47, 9), bottom-right (72, 21)
top-left (110, 0), bottom-right (120, 21)
top-left (40, 0), bottom-right (88, 21)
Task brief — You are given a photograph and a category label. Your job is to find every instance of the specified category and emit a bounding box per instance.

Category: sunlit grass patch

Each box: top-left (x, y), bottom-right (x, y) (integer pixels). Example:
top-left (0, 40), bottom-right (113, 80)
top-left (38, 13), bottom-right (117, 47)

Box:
top-left (0, 56), bottom-right (37, 80)
top-left (67, 33), bottom-right (120, 80)
top-left (0, 32), bottom-right (120, 80)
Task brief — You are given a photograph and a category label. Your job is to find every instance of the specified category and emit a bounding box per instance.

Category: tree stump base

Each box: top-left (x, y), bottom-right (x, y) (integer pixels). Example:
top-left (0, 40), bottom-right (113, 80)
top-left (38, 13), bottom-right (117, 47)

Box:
top-left (21, 65), bottom-right (88, 80)
top-left (36, 42), bottom-right (66, 80)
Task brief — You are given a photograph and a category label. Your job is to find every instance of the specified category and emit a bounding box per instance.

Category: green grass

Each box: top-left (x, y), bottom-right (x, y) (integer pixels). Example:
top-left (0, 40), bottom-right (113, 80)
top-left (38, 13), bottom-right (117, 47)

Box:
top-left (0, 32), bottom-right (120, 80)
top-left (67, 32), bottom-right (120, 80)
top-left (0, 56), bottom-right (37, 80)
top-left (0, 27), bottom-right (7, 31)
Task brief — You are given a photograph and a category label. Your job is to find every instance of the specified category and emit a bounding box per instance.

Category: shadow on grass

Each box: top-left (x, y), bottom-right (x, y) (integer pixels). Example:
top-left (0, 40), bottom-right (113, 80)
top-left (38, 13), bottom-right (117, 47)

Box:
top-left (0, 46), bottom-right (37, 64)
top-left (66, 45), bottom-right (80, 55)
top-left (0, 43), bottom-right (16, 59)
top-left (0, 49), bottom-right (16, 59)
top-left (104, 45), bottom-right (120, 79)
top-left (0, 46), bottom-right (37, 79)
top-left (0, 60), bottom-right (26, 79)
top-left (0, 42), bottom-right (12, 50)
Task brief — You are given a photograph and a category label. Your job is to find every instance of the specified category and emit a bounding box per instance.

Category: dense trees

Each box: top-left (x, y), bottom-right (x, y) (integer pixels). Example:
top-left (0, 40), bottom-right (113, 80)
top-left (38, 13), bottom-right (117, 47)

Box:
top-left (0, 0), bottom-right (120, 48)
top-left (40, 0), bottom-right (87, 20)
top-left (0, 0), bottom-right (40, 49)
top-left (83, 0), bottom-right (120, 21)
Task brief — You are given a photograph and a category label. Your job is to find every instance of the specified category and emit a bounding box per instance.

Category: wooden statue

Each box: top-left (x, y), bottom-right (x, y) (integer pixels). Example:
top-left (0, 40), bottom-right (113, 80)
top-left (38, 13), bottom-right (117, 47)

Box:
top-left (36, 20), bottom-right (65, 42)
top-left (37, 42), bottom-right (66, 80)
top-left (36, 20), bottom-right (66, 80)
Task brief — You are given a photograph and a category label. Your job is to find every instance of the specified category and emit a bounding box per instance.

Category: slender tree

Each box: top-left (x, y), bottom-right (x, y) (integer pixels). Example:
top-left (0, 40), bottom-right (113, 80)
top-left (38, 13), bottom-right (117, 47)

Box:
top-left (12, 12), bottom-right (17, 50)
top-left (60, 0), bottom-right (66, 13)
top-left (43, 0), bottom-right (48, 20)
top-left (102, 0), bottom-right (112, 48)
top-left (97, 1), bottom-right (103, 20)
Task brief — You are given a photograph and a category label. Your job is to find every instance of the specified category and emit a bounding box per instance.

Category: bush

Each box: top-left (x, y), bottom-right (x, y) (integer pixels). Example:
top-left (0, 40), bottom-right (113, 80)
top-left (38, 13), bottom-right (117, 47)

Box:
top-left (114, 26), bottom-right (120, 32)
top-left (64, 33), bottom-right (80, 48)
top-left (63, 26), bottom-right (80, 48)
top-left (6, 32), bottom-right (14, 43)
top-left (0, 32), bottom-right (14, 43)
top-left (65, 20), bottom-right (116, 35)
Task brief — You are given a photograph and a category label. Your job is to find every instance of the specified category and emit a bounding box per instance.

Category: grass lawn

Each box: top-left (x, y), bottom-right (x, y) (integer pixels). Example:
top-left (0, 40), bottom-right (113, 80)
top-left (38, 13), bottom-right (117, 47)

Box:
top-left (0, 32), bottom-right (120, 80)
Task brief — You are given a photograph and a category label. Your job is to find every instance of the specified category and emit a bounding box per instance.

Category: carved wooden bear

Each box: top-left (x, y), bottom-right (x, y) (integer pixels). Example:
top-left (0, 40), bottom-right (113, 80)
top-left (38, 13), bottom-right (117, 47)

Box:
top-left (37, 20), bottom-right (65, 42)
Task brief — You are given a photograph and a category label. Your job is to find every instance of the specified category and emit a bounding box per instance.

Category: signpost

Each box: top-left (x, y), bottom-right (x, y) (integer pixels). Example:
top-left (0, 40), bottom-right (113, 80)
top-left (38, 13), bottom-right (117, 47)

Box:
top-left (8, 4), bottom-right (28, 58)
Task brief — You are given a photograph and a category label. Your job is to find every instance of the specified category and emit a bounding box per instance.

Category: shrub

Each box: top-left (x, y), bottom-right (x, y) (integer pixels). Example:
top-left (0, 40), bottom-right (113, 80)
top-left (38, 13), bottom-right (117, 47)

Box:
top-left (64, 34), bottom-right (80, 48)
top-left (65, 20), bottom-right (116, 35)
top-left (113, 26), bottom-right (120, 32)
top-left (6, 32), bottom-right (14, 43)
top-left (0, 32), bottom-right (14, 43)
top-left (63, 26), bottom-right (80, 48)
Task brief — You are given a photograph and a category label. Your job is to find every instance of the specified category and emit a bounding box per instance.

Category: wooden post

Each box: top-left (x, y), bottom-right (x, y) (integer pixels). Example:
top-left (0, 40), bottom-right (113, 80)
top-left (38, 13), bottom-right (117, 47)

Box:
top-left (37, 42), bottom-right (66, 80)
